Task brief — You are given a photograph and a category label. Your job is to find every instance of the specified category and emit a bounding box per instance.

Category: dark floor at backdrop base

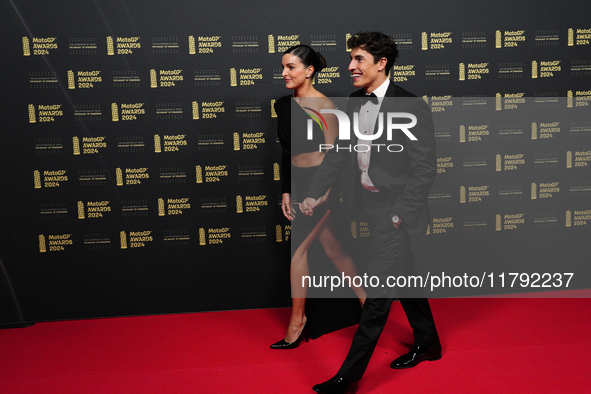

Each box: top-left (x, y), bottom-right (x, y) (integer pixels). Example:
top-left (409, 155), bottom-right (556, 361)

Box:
top-left (1, 297), bottom-right (590, 394)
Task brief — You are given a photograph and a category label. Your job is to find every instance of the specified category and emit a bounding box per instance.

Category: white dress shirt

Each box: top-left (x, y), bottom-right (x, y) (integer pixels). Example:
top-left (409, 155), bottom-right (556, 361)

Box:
top-left (357, 78), bottom-right (391, 192)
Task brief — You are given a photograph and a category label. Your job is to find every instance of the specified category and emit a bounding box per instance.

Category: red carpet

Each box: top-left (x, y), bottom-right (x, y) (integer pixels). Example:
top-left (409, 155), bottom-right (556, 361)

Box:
top-left (1, 298), bottom-right (590, 393)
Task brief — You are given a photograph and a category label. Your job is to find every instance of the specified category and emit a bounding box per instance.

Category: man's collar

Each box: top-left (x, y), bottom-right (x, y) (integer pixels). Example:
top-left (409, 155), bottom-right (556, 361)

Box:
top-left (366, 78), bottom-right (390, 98)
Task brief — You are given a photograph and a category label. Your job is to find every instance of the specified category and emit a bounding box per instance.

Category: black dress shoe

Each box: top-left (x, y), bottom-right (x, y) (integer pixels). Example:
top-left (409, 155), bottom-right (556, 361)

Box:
top-left (390, 344), bottom-right (442, 369)
top-left (312, 374), bottom-right (353, 394)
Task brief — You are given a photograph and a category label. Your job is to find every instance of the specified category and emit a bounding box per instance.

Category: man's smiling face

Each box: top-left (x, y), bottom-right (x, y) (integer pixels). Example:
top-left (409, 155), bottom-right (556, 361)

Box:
top-left (348, 47), bottom-right (386, 93)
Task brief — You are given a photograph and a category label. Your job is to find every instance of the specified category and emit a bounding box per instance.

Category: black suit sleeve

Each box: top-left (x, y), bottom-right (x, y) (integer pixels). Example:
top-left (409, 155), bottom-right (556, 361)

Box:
top-left (281, 152), bottom-right (291, 194)
top-left (390, 98), bottom-right (436, 228)
top-left (274, 96), bottom-right (292, 195)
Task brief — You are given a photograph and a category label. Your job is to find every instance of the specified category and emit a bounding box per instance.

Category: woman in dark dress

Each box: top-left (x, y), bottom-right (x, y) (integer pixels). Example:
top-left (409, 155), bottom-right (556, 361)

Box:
top-left (271, 45), bottom-right (366, 349)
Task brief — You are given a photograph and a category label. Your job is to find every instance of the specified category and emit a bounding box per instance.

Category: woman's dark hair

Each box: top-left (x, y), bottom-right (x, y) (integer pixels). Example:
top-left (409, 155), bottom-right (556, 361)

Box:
top-left (284, 44), bottom-right (327, 76)
top-left (347, 31), bottom-right (399, 73)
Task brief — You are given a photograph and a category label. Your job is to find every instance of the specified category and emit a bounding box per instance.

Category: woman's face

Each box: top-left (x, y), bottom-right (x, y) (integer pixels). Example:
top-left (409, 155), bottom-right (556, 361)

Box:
top-left (281, 53), bottom-right (313, 90)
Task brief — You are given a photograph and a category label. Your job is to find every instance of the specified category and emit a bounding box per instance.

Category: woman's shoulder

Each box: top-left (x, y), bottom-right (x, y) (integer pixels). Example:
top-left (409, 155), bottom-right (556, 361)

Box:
top-left (300, 95), bottom-right (335, 112)
top-left (314, 96), bottom-right (335, 110)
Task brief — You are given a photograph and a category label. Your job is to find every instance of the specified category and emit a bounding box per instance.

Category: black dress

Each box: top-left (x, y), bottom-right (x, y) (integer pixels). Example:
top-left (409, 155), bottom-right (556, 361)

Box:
top-left (274, 95), bottom-right (361, 339)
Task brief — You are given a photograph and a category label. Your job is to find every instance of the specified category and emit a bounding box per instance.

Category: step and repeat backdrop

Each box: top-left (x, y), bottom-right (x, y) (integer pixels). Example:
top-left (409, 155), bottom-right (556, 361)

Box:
top-left (1, 0), bottom-right (590, 324)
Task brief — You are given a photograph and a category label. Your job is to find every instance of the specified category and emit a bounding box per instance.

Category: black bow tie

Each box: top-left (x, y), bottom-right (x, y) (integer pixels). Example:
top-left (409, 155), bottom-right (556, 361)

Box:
top-left (362, 92), bottom-right (379, 105)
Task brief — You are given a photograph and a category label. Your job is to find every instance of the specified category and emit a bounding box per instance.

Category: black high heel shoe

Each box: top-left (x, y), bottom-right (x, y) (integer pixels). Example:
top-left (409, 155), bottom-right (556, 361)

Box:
top-left (270, 319), bottom-right (311, 349)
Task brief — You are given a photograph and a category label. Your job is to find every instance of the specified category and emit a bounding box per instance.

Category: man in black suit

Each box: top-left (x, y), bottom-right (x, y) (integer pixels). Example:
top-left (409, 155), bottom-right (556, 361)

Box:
top-left (300, 32), bottom-right (441, 394)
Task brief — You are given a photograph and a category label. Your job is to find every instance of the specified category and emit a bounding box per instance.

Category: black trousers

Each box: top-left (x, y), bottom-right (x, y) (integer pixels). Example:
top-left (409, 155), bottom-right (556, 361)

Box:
top-left (338, 190), bottom-right (439, 382)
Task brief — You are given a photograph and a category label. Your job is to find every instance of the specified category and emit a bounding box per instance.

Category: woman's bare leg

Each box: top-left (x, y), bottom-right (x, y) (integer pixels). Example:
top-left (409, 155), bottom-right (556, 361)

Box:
top-left (317, 212), bottom-right (367, 306)
top-left (284, 211), bottom-right (332, 343)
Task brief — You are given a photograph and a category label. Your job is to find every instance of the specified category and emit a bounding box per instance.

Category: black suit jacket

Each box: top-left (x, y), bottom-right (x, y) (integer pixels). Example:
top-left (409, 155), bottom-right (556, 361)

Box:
top-left (307, 83), bottom-right (436, 236)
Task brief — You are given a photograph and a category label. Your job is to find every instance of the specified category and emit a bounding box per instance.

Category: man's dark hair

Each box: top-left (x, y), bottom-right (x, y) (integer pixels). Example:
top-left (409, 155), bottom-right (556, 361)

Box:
top-left (347, 31), bottom-right (399, 73)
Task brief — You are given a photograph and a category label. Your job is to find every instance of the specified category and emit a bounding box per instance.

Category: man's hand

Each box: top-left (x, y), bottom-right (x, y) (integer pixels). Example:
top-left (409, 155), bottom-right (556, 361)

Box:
top-left (299, 197), bottom-right (319, 216)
